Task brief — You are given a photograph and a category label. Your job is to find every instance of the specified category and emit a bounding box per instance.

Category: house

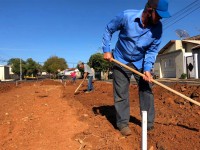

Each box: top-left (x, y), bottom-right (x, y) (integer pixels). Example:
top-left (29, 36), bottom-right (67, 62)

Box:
top-left (0, 65), bottom-right (10, 81)
top-left (58, 68), bottom-right (82, 79)
top-left (191, 44), bottom-right (200, 78)
top-left (154, 38), bottom-right (200, 79)
top-left (64, 68), bottom-right (79, 76)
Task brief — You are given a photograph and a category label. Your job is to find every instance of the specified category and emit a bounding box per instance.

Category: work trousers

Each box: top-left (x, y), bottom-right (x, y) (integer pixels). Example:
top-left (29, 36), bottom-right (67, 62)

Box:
top-left (87, 76), bottom-right (93, 91)
top-left (113, 63), bottom-right (155, 130)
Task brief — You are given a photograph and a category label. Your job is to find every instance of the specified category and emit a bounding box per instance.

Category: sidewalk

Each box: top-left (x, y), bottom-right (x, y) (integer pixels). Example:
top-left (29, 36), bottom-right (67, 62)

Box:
top-left (156, 78), bottom-right (200, 85)
top-left (103, 78), bottom-right (200, 85)
top-left (128, 78), bottom-right (200, 85)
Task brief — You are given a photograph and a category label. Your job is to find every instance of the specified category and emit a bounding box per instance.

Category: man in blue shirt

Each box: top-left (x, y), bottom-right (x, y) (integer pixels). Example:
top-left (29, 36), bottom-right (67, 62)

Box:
top-left (102, 0), bottom-right (171, 136)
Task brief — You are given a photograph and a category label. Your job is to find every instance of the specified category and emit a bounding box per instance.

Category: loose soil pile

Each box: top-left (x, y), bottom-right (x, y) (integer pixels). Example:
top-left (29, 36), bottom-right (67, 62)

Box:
top-left (0, 79), bottom-right (199, 150)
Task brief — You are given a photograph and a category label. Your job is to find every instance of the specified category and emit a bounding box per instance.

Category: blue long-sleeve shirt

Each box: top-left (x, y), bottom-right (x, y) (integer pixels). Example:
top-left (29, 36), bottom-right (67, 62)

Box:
top-left (102, 9), bottom-right (162, 72)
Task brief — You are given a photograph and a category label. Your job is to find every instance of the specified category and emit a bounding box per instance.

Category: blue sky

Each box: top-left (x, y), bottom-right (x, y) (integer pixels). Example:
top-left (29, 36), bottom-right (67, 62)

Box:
top-left (0, 0), bottom-right (200, 68)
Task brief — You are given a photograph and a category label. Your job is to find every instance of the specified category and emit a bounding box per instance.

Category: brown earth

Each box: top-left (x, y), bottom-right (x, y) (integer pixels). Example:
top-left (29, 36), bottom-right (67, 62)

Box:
top-left (0, 79), bottom-right (199, 150)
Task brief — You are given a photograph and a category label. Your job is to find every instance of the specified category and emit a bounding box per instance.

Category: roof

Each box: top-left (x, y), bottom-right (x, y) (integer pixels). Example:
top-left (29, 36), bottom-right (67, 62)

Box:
top-left (184, 34), bottom-right (200, 40)
top-left (182, 40), bottom-right (200, 44)
top-left (67, 68), bottom-right (77, 71)
top-left (159, 40), bottom-right (200, 54)
top-left (192, 44), bottom-right (200, 50)
top-left (159, 40), bottom-right (175, 54)
top-left (0, 65), bottom-right (9, 67)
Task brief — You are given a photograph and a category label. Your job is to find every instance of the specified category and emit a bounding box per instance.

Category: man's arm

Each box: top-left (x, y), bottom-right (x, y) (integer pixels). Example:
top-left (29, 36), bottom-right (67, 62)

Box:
top-left (102, 12), bottom-right (124, 61)
top-left (83, 72), bottom-right (88, 80)
top-left (143, 35), bottom-right (162, 82)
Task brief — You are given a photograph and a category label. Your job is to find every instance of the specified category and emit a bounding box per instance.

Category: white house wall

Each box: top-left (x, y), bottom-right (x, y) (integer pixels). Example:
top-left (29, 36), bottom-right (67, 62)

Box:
top-left (0, 66), bottom-right (10, 81)
top-left (162, 44), bottom-right (175, 54)
top-left (0, 66), bottom-right (5, 80)
top-left (183, 43), bottom-right (197, 52)
top-left (175, 40), bottom-right (183, 50)
top-left (155, 50), bottom-right (184, 78)
top-left (192, 49), bottom-right (200, 78)
top-left (154, 60), bottom-right (161, 77)
top-left (160, 54), bottom-right (176, 78)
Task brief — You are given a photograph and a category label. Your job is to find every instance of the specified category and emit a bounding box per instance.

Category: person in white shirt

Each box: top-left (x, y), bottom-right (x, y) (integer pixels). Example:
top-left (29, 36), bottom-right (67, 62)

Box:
top-left (78, 61), bottom-right (94, 93)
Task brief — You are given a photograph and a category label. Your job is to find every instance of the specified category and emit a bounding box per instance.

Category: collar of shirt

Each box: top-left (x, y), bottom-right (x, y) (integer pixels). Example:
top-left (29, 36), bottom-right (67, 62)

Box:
top-left (134, 9), bottom-right (144, 27)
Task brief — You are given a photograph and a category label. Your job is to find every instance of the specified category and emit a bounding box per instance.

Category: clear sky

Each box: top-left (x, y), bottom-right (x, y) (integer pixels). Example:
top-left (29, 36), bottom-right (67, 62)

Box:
top-left (0, 0), bottom-right (200, 68)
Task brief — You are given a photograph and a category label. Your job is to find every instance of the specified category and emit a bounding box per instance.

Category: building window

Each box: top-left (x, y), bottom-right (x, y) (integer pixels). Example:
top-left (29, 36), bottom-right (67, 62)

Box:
top-left (164, 58), bottom-right (174, 68)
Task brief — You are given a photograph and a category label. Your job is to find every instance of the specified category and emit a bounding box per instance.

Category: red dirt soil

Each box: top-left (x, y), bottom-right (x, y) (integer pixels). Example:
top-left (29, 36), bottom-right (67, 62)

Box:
top-left (0, 79), bottom-right (199, 150)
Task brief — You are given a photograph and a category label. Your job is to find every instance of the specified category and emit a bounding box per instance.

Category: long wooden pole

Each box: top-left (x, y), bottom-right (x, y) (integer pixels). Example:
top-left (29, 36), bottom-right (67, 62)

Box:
top-left (74, 79), bottom-right (85, 94)
top-left (111, 58), bottom-right (200, 107)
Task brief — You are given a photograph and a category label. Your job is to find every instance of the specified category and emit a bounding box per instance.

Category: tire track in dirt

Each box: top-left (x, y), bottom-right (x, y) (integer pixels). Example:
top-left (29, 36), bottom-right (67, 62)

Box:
top-left (0, 80), bottom-right (89, 150)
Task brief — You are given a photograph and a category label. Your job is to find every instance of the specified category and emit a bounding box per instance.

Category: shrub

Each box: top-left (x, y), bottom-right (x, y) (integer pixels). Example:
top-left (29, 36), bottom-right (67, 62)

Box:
top-left (180, 73), bottom-right (187, 79)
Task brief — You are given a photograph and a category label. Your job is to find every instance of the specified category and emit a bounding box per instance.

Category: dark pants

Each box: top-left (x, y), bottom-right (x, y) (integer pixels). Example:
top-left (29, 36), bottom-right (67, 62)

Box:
top-left (72, 77), bottom-right (76, 83)
top-left (87, 76), bottom-right (93, 91)
top-left (113, 63), bottom-right (155, 130)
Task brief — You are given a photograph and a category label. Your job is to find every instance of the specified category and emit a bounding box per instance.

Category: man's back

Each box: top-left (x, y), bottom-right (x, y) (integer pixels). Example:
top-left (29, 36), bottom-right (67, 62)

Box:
top-left (84, 64), bottom-right (93, 77)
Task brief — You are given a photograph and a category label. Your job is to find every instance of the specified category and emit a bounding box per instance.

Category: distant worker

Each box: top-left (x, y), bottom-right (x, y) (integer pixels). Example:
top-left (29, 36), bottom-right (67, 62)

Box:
top-left (78, 61), bottom-right (94, 93)
top-left (102, 0), bottom-right (171, 136)
top-left (70, 71), bottom-right (77, 84)
top-left (61, 75), bottom-right (65, 83)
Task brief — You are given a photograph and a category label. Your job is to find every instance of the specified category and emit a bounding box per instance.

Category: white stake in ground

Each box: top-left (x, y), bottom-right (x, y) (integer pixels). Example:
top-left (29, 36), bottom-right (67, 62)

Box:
top-left (142, 111), bottom-right (147, 150)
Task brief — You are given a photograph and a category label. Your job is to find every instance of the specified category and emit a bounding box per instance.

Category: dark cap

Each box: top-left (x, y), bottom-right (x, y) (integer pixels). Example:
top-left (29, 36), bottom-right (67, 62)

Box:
top-left (148, 0), bottom-right (171, 18)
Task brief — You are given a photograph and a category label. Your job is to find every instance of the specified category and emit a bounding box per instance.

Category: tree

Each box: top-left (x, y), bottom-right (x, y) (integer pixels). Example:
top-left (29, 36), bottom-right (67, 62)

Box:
top-left (7, 58), bottom-right (26, 77)
top-left (43, 56), bottom-right (68, 77)
top-left (88, 53), bottom-right (113, 80)
top-left (88, 53), bottom-right (112, 72)
top-left (25, 58), bottom-right (40, 76)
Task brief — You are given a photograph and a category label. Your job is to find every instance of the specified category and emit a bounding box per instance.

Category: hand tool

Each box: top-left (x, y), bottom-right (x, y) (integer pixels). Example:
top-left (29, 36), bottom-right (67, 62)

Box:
top-left (74, 79), bottom-right (85, 94)
top-left (111, 58), bottom-right (200, 107)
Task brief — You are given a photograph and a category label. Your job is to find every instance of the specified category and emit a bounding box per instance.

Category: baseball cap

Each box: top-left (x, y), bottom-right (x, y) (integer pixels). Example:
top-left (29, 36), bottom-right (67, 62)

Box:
top-left (149, 0), bottom-right (171, 18)
top-left (78, 61), bottom-right (83, 65)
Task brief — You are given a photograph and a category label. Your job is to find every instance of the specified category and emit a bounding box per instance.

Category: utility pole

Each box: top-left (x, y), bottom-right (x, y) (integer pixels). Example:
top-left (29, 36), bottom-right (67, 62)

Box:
top-left (20, 59), bottom-right (22, 81)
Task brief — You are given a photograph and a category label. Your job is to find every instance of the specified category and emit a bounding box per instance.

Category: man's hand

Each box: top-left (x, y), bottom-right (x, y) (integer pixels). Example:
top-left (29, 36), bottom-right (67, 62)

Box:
top-left (103, 52), bottom-right (113, 61)
top-left (143, 71), bottom-right (153, 82)
top-left (84, 72), bottom-right (88, 80)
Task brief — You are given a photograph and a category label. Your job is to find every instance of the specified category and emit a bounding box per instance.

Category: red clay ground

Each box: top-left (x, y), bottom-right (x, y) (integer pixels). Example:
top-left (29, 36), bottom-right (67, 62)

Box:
top-left (0, 79), bottom-right (199, 150)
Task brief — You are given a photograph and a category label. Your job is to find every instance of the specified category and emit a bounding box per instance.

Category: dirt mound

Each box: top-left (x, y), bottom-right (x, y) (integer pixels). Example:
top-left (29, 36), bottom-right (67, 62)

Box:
top-left (0, 82), bottom-right (16, 93)
top-left (0, 79), bottom-right (199, 150)
top-left (72, 80), bottom-right (200, 150)
top-left (40, 79), bottom-right (63, 85)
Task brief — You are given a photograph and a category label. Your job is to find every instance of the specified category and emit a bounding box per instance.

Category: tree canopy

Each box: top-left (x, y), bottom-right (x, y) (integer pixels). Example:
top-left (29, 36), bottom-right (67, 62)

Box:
top-left (7, 58), bottom-right (42, 77)
top-left (25, 58), bottom-right (41, 76)
top-left (43, 56), bottom-right (68, 75)
top-left (88, 53), bottom-right (113, 72)
top-left (7, 58), bottom-right (26, 76)
top-left (6, 52), bottom-right (114, 80)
